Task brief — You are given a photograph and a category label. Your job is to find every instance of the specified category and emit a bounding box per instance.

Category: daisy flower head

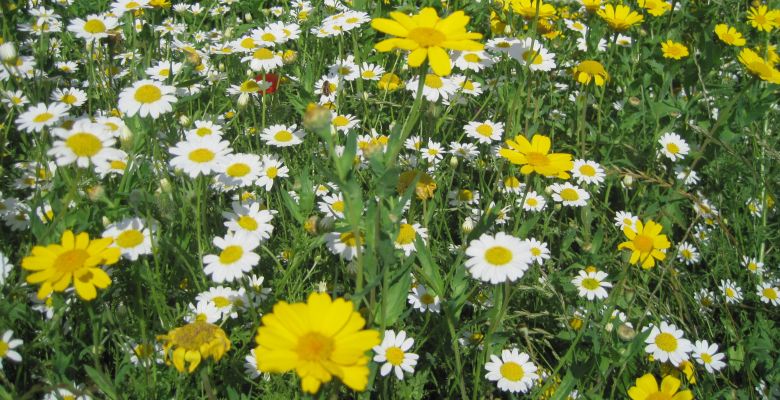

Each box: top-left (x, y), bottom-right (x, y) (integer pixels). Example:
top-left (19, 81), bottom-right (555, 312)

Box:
top-left (215, 153), bottom-right (263, 190)
top-left (0, 252), bottom-right (12, 286)
top-left (371, 7), bottom-right (484, 76)
top-left (223, 201), bottom-right (275, 241)
top-left (508, 38), bottom-right (556, 71)
top-left (118, 80), bottom-right (177, 119)
top-left (2, 90), bottom-right (29, 108)
top-left (644, 321), bottom-right (693, 365)
top-left (618, 219), bottom-right (671, 269)
top-left (464, 120), bottom-right (504, 144)
top-left (549, 182), bottom-right (590, 207)
top-left (16, 102), bottom-right (69, 133)
top-left (524, 238), bottom-right (550, 264)
top-left (572, 268), bottom-right (612, 300)
top-left (243, 48), bottom-right (284, 71)
top-left (51, 87), bottom-right (87, 109)
top-left (253, 292), bottom-right (380, 394)
top-left (627, 373), bottom-right (692, 400)
top-left (102, 217), bottom-right (154, 261)
top-left (597, 4), bottom-right (644, 32)
top-left (373, 330), bottom-right (419, 380)
top-left (48, 119), bottom-right (121, 168)
top-left (693, 340), bottom-right (726, 373)
top-left (157, 320), bottom-right (231, 373)
top-left (394, 222), bottom-right (428, 256)
top-left (448, 188), bottom-right (480, 206)
top-left (67, 14), bottom-right (118, 42)
top-left (572, 159), bottom-right (606, 185)
top-left (0, 330), bottom-right (22, 368)
top-left (520, 191), bottom-right (547, 212)
top-left (484, 348), bottom-right (539, 394)
top-left (358, 62), bottom-right (385, 80)
top-left (747, 5), bottom-right (777, 32)
top-left (742, 256), bottom-right (764, 275)
top-left (112, 0), bottom-right (150, 16)
top-left (659, 132), bottom-right (689, 161)
top-left (331, 114), bottom-right (360, 132)
top-left (256, 155), bottom-right (288, 191)
top-left (465, 232), bottom-right (533, 284)
top-left (325, 230), bottom-right (363, 261)
top-left (449, 141), bottom-right (480, 161)
top-left (408, 283), bottom-right (441, 313)
top-left (203, 233), bottom-right (261, 283)
top-left (260, 124), bottom-right (305, 147)
top-left (676, 242), bottom-right (700, 266)
top-left (21, 230), bottom-right (120, 300)
top-left (406, 74), bottom-right (458, 102)
top-left (186, 301), bottom-right (223, 324)
top-left (737, 48), bottom-right (780, 84)
top-left (169, 134), bottom-right (232, 178)
top-left (454, 50), bottom-right (494, 72)
top-left (500, 134), bottom-right (573, 179)
top-left (756, 282), bottom-right (780, 306)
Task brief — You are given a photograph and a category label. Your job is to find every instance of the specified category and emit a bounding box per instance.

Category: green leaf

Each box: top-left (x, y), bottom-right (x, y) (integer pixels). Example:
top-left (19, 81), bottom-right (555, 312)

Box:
top-left (84, 365), bottom-right (121, 400)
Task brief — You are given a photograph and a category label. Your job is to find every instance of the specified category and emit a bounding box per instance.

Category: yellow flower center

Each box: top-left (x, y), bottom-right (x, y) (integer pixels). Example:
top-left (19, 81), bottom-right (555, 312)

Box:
top-left (212, 296), bottom-right (232, 308)
top-left (701, 353), bottom-right (713, 364)
top-left (0, 341), bottom-right (8, 357)
top-left (126, 1), bottom-right (140, 8)
top-left (55, 249), bottom-right (90, 274)
top-left (33, 112), bottom-right (54, 123)
top-left (721, 33), bottom-right (735, 43)
top-left (424, 74), bottom-right (443, 89)
top-left (499, 361), bottom-right (525, 381)
top-left (110, 160), bottom-right (127, 170)
top-left (464, 53), bottom-right (481, 62)
top-left (485, 246), bottom-right (512, 266)
top-left (526, 152), bottom-right (550, 166)
top-left (396, 223), bottom-right (416, 245)
top-left (339, 232), bottom-right (357, 247)
top-left (681, 249), bottom-right (692, 259)
top-left (194, 127), bottom-right (212, 136)
top-left (261, 33), bottom-right (276, 42)
top-left (763, 288), bottom-right (778, 300)
top-left (253, 48), bottom-right (274, 60)
top-left (526, 198), bottom-right (538, 206)
top-left (332, 115), bottom-right (349, 127)
top-left (362, 70), bottom-right (376, 78)
top-left (240, 37), bottom-right (256, 49)
top-left (420, 293), bottom-right (435, 305)
top-left (338, 66), bottom-right (352, 75)
top-left (296, 332), bottom-right (334, 361)
top-left (84, 19), bottom-right (107, 34)
top-left (385, 346), bottom-right (405, 366)
top-left (476, 124), bottom-right (493, 137)
top-left (725, 287), bottom-right (735, 297)
top-left (522, 50), bottom-right (543, 65)
top-left (134, 84), bottom-right (162, 103)
top-left (331, 200), bottom-right (345, 213)
top-left (116, 229), bottom-right (144, 248)
top-left (458, 190), bottom-right (473, 201)
top-left (274, 130), bottom-right (293, 142)
top-left (748, 263), bottom-right (758, 271)
top-left (170, 320), bottom-right (222, 350)
top-left (666, 143), bottom-right (680, 154)
top-left (579, 164), bottom-right (596, 176)
top-left (61, 94), bottom-right (78, 104)
top-left (66, 132), bottom-right (103, 157)
top-left (226, 163), bottom-right (251, 177)
top-left (646, 392), bottom-right (673, 400)
top-left (407, 27), bottom-right (445, 47)
top-left (560, 188), bottom-right (580, 201)
top-left (531, 247), bottom-right (541, 256)
top-left (633, 234), bottom-right (654, 253)
top-left (237, 215), bottom-right (258, 231)
top-left (266, 166), bottom-right (278, 179)
top-left (654, 332), bottom-right (678, 352)
top-left (581, 277), bottom-right (601, 290)
top-left (219, 245), bottom-right (244, 264)
top-left (188, 148), bottom-right (215, 163)
top-left (240, 80), bottom-right (260, 93)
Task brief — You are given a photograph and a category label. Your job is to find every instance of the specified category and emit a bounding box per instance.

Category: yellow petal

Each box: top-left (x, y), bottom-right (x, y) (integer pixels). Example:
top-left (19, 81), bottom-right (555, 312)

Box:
top-left (61, 230), bottom-right (75, 249)
top-left (427, 46), bottom-right (452, 76)
top-left (440, 39), bottom-right (484, 51)
top-left (185, 350), bottom-right (202, 373)
top-left (371, 18), bottom-right (409, 37)
top-left (636, 373), bottom-right (659, 392)
top-left (661, 375), bottom-right (681, 394)
top-left (89, 267), bottom-right (112, 288)
top-left (434, 11), bottom-right (469, 34)
top-left (75, 232), bottom-right (90, 249)
top-left (407, 47), bottom-right (428, 67)
top-left (172, 347), bottom-right (187, 372)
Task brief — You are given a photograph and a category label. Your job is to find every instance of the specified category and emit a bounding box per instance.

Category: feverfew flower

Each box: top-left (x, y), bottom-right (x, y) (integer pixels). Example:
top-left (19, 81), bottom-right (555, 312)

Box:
top-left (484, 348), bottom-right (538, 394)
top-left (373, 330), bottom-right (419, 380)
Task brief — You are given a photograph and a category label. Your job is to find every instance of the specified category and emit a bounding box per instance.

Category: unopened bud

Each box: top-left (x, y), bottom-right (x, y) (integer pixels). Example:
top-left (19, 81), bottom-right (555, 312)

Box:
top-left (622, 175), bottom-right (634, 187)
top-left (628, 96), bottom-right (641, 106)
top-left (617, 324), bottom-right (636, 341)
top-left (282, 49), bottom-right (298, 64)
top-left (304, 215), bottom-right (319, 235)
top-left (0, 42), bottom-right (17, 62)
top-left (119, 125), bottom-right (134, 149)
top-left (449, 156), bottom-right (458, 168)
top-left (244, 12), bottom-right (253, 22)
top-left (158, 178), bottom-right (172, 193)
top-left (178, 115), bottom-right (191, 126)
top-left (237, 93), bottom-right (250, 108)
top-left (86, 185), bottom-right (105, 201)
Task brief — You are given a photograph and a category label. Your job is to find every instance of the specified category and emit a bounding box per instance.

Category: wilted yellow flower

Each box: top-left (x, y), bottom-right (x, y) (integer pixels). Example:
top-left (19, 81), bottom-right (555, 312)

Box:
top-left (398, 170), bottom-right (437, 200)
top-left (573, 60), bottom-right (609, 86)
top-left (158, 320), bottom-right (231, 373)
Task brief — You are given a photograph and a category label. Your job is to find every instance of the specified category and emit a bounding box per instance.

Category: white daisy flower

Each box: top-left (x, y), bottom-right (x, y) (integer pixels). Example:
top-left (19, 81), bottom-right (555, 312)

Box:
top-left (331, 114), bottom-right (360, 132)
top-left (520, 191), bottom-right (547, 212)
top-left (524, 238), bottom-right (550, 264)
top-left (549, 182), bottom-right (590, 207)
top-left (102, 217), bottom-right (154, 261)
top-left (50, 87), bottom-right (87, 108)
top-left (572, 159), bottom-right (606, 186)
top-left (168, 134), bottom-right (232, 178)
top-left (720, 279), bottom-right (743, 304)
top-left (67, 14), bottom-right (118, 42)
top-left (394, 222), bottom-right (428, 256)
top-left (659, 132), bottom-right (689, 161)
top-left (742, 256), bottom-right (764, 275)
top-left (408, 284), bottom-right (440, 313)
top-left (243, 48), bottom-right (283, 71)
top-left (15, 102), bottom-right (68, 133)
top-left (644, 321), bottom-right (693, 365)
top-left (373, 330), bottom-right (419, 380)
top-left (676, 242), bottom-right (700, 265)
top-left (118, 80), bottom-right (177, 119)
top-left (406, 74), bottom-right (458, 102)
top-left (448, 188), bottom-right (480, 206)
top-left (187, 120), bottom-right (223, 138)
top-left (614, 211), bottom-right (638, 230)
top-left (195, 286), bottom-right (249, 320)
top-left (94, 149), bottom-right (129, 177)
top-left (756, 283), bottom-right (780, 306)
top-left (216, 153), bottom-right (263, 188)
top-left (509, 38), bottom-right (556, 71)
top-left (260, 124), bottom-right (305, 147)
top-left (0, 252), bottom-right (12, 286)
top-left (145, 61), bottom-right (183, 82)
top-left (185, 300), bottom-right (223, 323)
top-left (0, 330), bottom-right (22, 368)
top-left (454, 50), bottom-right (494, 72)
top-left (465, 232), bottom-right (533, 284)
top-left (318, 193), bottom-right (347, 219)
top-left (325, 230), bottom-right (363, 261)
top-left (485, 37), bottom-right (521, 54)
top-left (572, 269), bottom-right (612, 300)
top-left (358, 62), bottom-right (385, 80)
top-left (111, 0), bottom-right (150, 16)
top-left (693, 340), bottom-right (726, 373)
top-left (255, 155), bottom-right (288, 191)
top-left (203, 233), bottom-right (261, 283)
top-left (48, 119), bottom-right (122, 168)
top-left (329, 55), bottom-right (360, 81)
top-left (222, 201), bottom-right (275, 241)
top-left (464, 120), bottom-right (504, 144)
top-left (484, 348), bottom-right (539, 394)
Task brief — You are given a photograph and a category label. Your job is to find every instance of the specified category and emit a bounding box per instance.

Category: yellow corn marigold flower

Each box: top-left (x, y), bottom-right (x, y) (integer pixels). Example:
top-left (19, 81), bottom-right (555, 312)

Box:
top-left (573, 60), bottom-right (609, 86)
top-left (638, 0), bottom-right (672, 16)
top-left (499, 134), bottom-right (574, 179)
top-left (378, 72), bottom-right (403, 92)
top-left (627, 373), bottom-right (693, 400)
top-left (581, 0), bottom-right (602, 13)
top-left (597, 4), bottom-right (644, 32)
top-left (398, 170), bottom-right (437, 200)
top-left (618, 219), bottom-right (671, 269)
top-left (738, 48), bottom-right (780, 84)
top-left (511, 0), bottom-right (557, 20)
top-left (714, 24), bottom-right (746, 46)
top-left (254, 292), bottom-right (381, 394)
top-left (747, 5), bottom-right (777, 32)
top-left (21, 230), bottom-right (120, 301)
top-left (661, 40), bottom-right (689, 60)
top-left (157, 320), bottom-right (231, 373)
top-left (371, 7), bottom-right (483, 76)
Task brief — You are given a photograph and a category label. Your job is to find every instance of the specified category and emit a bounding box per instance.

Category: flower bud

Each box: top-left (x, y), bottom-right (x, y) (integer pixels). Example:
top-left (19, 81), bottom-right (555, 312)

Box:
top-left (237, 93), bottom-right (250, 108)
top-left (622, 175), bottom-right (634, 188)
top-left (178, 115), bottom-right (191, 127)
top-left (282, 49), bottom-right (298, 64)
top-left (119, 125), bottom-right (134, 149)
top-left (0, 42), bottom-right (17, 62)
top-left (244, 13), bottom-right (252, 22)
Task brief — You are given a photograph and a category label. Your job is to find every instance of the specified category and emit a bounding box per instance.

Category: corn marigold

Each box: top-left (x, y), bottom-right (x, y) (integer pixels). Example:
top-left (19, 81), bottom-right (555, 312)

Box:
top-left (157, 320), bottom-right (231, 373)
top-left (499, 134), bottom-right (573, 179)
top-left (618, 219), bottom-right (671, 269)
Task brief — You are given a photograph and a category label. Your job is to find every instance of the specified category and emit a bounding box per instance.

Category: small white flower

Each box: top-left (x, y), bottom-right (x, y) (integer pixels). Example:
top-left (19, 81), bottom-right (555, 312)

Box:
top-left (373, 330), bottom-right (419, 380)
